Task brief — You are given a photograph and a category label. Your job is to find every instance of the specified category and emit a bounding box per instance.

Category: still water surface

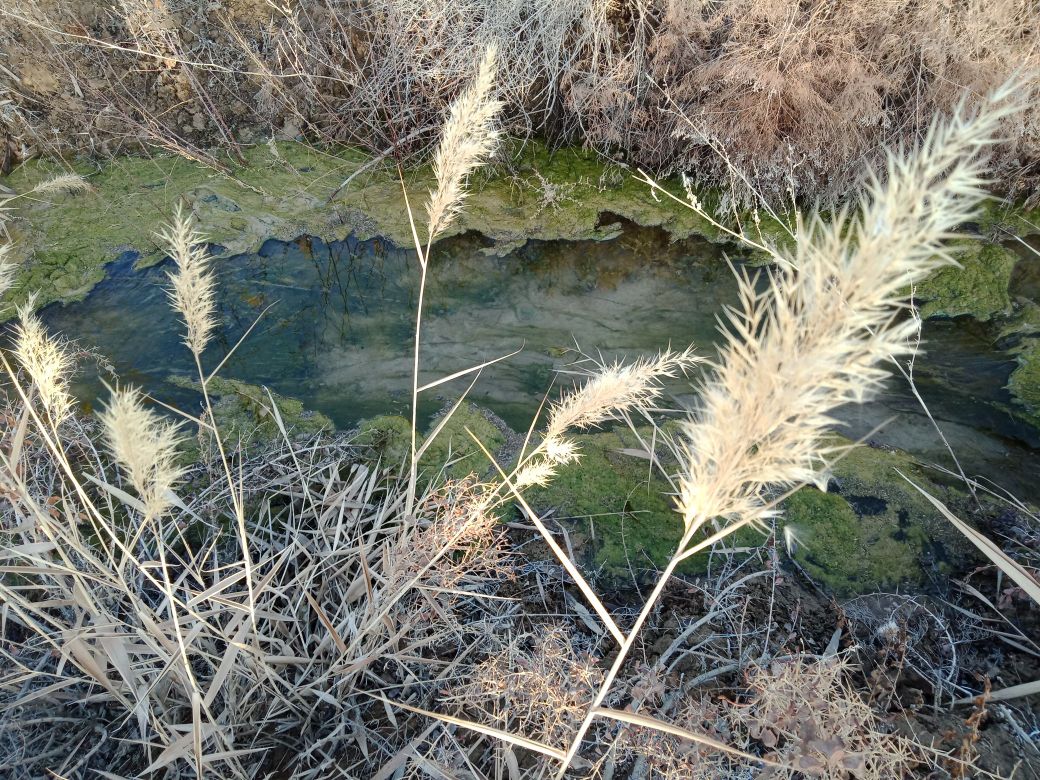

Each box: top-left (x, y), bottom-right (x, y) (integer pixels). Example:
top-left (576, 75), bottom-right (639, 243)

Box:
top-left (38, 225), bottom-right (1040, 501)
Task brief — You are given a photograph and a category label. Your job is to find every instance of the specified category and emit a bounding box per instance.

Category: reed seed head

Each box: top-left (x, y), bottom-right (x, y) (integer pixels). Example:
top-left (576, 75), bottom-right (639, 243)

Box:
top-left (159, 204), bottom-right (217, 358)
top-left (425, 44), bottom-right (503, 242)
top-left (545, 347), bottom-right (700, 445)
top-left (99, 385), bottom-right (186, 520)
top-left (513, 460), bottom-right (558, 489)
top-left (13, 296), bottom-right (75, 424)
top-left (30, 173), bottom-right (94, 197)
top-left (675, 90), bottom-right (1016, 536)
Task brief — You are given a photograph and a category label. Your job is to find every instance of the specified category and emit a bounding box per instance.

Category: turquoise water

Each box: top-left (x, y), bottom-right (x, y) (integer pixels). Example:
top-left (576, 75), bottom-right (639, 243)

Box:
top-left (35, 225), bottom-right (1040, 500)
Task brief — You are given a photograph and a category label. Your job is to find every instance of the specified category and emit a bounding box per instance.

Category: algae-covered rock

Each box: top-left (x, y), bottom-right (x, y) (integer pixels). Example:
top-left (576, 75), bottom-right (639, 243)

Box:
top-left (915, 240), bottom-right (1018, 321)
top-left (419, 403), bottom-right (509, 481)
top-left (356, 415), bottom-right (413, 469)
top-left (974, 197), bottom-right (1040, 240)
top-left (0, 139), bottom-right (728, 318)
top-left (171, 375), bottom-right (332, 446)
top-left (782, 439), bottom-right (979, 595)
top-left (356, 403), bottom-right (509, 480)
top-left (1008, 343), bottom-right (1040, 427)
top-left (999, 299), bottom-right (1040, 428)
top-left (521, 425), bottom-right (761, 583)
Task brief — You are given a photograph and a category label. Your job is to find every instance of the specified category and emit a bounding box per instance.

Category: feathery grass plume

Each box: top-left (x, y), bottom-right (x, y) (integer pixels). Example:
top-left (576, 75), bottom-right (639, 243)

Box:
top-left (29, 173), bottom-right (93, 197)
top-left (542, 347), bottom-right (699, 462)
top-left (513, 460), bottom-right (557, 489)
top-left (99, 385), bottom-right (185, 519)
top-left (675, 91), bottom-right (1017, 537)
top-left (159, 204), bottom-right (217, 358)
top-left (549, 91), bottom-right (1024, 780)
top-left (425, 44), bottom-right (503, 242)
top-left (13, 296), bottom-right (75, 424)
top-left (543, 435), bottom-right (580, 465)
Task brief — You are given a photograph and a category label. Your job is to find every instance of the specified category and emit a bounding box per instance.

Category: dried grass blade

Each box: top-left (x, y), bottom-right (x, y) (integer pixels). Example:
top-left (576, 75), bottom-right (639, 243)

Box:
top-left (465, 427), bottom-right (625, 646)
top-left (415, 345), bottom-right (522, 394)
top-left (365, 694), bottom-right (566, 760)
top-left (304, 590), bottom-right (348, 654)
top-left (82, 472), bottom-right (147, 515)
top-left (592, 707), bottom-right (780, 766)
top-left (371, 723), bottom-right (440, 780)
top-left (900, 472), bottom-right (1040, 604)
top-left (955, 679), bottom-right (1040, 704)
top-left (192, 691), bottom-right (203, 780)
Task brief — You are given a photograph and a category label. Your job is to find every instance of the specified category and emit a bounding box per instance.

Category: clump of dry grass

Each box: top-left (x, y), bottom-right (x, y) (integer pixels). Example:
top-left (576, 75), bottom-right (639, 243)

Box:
top-left (444, 625), bottom-right (604, 747)
top-left (614, 696), bottom-right (734, 780)
top-left (0, 297), bottom-right (517, 780)
top-left (2, 2), bottom-right (1037, 202)
top-left (735, 656), bottom-right (916, 778)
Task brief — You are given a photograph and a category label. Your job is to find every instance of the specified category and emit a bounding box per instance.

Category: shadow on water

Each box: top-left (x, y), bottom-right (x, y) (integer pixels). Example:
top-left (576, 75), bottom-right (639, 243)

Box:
top-left (32, 223), bottom-right (1040, 502)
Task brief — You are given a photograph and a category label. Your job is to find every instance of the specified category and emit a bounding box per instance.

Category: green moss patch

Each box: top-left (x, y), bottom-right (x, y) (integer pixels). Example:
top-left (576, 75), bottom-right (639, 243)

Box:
top-left (521, 426), bottom-right (762, 584)
top-left (999, 299), bottom-right (1040, 428)
top-left (0, 139), bottom-right (732, 317)
top-left (916, 240), bottom-right (1018, 321)
top-left (783, 439), bottom-right (980, 596)
top-left (170, 375), bottom-right (332, 447)
top-left (356, 403), bottom-right (509, 481)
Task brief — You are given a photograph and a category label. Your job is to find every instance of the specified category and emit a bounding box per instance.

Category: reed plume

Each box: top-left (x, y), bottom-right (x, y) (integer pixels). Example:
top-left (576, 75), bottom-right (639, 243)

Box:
top-left (674, 91), bottom-right (1016, 538)
top-left (425, 44), bottom-right (503, 243)
top-left (99, 385), bottom-right (185, 519)
top-left (513, 460), bottom-right (558, 489)
top-left (550, 87), bottom-right (1024, 779)
top-left (159, 204), bottom-right (217, 358)
top-left (407, 44), bottom-right (504, 514)
top-left (29, 173), bottom-right (94, 197)
top-left (542, 347), bottom-right (700, 463)
top-left (13, 296), bottom-right (74, 424)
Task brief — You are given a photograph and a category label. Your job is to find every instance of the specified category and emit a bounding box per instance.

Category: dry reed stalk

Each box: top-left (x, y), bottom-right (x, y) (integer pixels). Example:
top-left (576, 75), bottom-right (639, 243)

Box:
top-left (158, 202), bottom-right (261, 643)
top-left (0, 245), bottom-right (14, 299)
top-left (548, 86), bottom-right (1023, 777)
top-left (406, 43), bottom-right (503, 515)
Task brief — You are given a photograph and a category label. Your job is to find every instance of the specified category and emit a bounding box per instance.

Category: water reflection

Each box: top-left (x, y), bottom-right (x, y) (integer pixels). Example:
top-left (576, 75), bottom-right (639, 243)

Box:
top-left (35, 225), bottom-right (1040, 501)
